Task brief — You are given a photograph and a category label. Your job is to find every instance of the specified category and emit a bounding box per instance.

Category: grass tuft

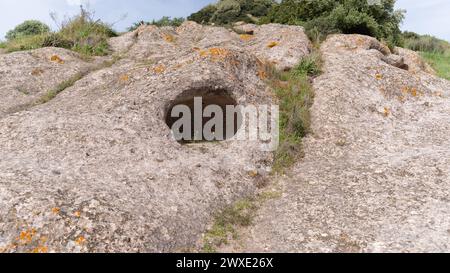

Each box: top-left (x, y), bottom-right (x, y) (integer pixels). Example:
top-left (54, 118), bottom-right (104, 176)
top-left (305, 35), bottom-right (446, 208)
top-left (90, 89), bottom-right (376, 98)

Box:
top-left (202, 190), bottom-right (282, 253)
top-left (36, 72), bottom-right (85, 104)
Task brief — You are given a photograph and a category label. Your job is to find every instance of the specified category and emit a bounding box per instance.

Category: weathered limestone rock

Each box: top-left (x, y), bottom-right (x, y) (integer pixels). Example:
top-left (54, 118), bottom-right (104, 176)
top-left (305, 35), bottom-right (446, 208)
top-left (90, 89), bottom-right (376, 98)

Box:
top-left (0, 47), bottom-right (103, 116)
top-left (234, 23), bottom-right (312, 70)
top-left (228, 34), bottom-right (450, 253)
top-left (395, 47), bottom-right (436, 74)
top-left (0, 22), bottom-right (302, 253)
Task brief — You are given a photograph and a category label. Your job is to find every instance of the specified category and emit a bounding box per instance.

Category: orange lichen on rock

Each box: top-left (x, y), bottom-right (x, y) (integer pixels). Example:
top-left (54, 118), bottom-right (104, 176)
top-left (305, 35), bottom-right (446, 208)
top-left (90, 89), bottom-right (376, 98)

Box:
top-left (50, 55), bottom-right (65, 64)
top-left (74, 211), bottom-right (81, 218)
top-left (401, 86), bottom-right (422, 98)
top-left (199, 48), bottom-right (231, 62)
top-left (162, 33), bottom-right (175, 43)
top-left (119, 74), bottom-right (129, 83)
top-left (152, 64), bottom-right (166, 74)
top-left (402, 86), bottom-right (409, 94)
top-left (18, 228), bottom-right (37, 244)
top-left (51, 207), bottom-right (61, 215)
top-left (257, 69), bottom-right (267, 80)
top-left (75, 236), bottom-right (86, 246)
top-left (267, 41), bottom-right (279, 48)
top-left (356, 37), bottom-right (365, 46)
top-left (239, 34), bottom-right (254, 41)
top-left (31, 246), bottom-right (48, 253)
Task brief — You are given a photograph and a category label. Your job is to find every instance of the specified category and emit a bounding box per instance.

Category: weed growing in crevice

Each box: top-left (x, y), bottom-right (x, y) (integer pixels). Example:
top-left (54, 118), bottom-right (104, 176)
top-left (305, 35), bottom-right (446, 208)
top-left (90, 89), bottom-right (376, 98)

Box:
top-left (264, 54), bottom-right (322, 173)
top-left (202, 190), bottom-right (282, 253)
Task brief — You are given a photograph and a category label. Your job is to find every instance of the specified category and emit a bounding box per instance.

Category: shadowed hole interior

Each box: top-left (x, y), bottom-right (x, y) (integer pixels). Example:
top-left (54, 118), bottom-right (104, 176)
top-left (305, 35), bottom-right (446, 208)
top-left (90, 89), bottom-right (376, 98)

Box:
top-left (165, 88), bottom-right (242, 144)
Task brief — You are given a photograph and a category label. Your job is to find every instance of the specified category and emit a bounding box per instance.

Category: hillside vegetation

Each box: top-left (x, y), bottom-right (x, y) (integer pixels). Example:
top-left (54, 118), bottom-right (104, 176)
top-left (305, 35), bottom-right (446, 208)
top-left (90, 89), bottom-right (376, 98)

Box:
top-left (188, 0), bottom-right (275, 25)
top-left (189, 0), bottom-right (404, 47)
top-left (403, 31), bottom-right (450, 80)
top-left (127, 16), bottom-right (185, 31)
top-left (187, 0), bottom-right (449, 79)
top-left (0, 6), bottom-right (116, 56)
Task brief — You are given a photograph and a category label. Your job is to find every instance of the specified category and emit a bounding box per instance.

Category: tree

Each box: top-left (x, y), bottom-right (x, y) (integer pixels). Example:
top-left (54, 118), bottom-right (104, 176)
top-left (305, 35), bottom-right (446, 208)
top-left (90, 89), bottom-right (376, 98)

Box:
top-left (6, 20), bottom-right (50, 40)
top-left (188, 4), bottom-right (218, 24)
top-left (188, 0), bottom-right (275, 25)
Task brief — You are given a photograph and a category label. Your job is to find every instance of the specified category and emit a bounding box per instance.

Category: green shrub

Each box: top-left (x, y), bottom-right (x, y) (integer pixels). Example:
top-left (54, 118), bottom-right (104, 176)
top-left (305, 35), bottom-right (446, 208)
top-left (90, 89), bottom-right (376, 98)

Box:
top-left (57, 6), bottom-right (117, 56)
top-left (1, 34), bottom-right (47, 53)
top-left (151, 16), bottom-right (185, 27)
top-left (261, 0), bottom-right (404, 46)
top-left (2, 6), bottom-right (116, 56)
top-left (188, 0), bottom-right (275, 25)
top-left (5, 20), bottom-right (50, 40)
top-left (188, 4), bottom-right (218, 24)
top-left (41, 33), bottom-right (74, 49)
top-left (128, 17), bottom-right (185, 31)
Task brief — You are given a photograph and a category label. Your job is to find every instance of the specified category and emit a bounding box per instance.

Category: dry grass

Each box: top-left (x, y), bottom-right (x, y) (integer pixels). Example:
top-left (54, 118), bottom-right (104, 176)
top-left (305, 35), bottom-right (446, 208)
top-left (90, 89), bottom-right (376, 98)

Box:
top-left (1, 6), bottom-right (116, 57)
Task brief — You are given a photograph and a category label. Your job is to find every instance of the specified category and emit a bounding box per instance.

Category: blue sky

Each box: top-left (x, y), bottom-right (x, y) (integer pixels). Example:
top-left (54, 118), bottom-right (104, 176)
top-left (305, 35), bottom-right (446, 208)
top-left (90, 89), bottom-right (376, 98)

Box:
top-left (0, 0), bottom-right (449, 41)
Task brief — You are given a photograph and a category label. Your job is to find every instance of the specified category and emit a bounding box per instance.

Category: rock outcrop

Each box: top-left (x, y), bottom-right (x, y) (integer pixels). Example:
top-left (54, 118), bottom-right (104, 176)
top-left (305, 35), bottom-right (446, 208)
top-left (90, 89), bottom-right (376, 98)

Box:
top-left (0, 22), bottom-right (309, 253)
top-left (232, 23), bottom-right (312, 71)
top-left (1, 22), bottom-right (449, 253)
top-left (0, 48), bottom-right (104, 116)
top-left (228, 34), bottom-right (450, 253)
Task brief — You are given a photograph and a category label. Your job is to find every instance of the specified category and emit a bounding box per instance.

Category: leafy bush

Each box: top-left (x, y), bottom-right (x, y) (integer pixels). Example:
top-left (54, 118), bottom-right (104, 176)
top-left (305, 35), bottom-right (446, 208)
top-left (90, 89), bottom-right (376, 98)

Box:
top-left (261, 0), bottom-right (404, 46)
top-left (188, 4), bottom-right (218, 24)
top-left (5, 20), bottom-right (50, 40)
top-left (188, 0), bottom-right (275, 25)
top-left (128, 17), bottom-right (185, 31)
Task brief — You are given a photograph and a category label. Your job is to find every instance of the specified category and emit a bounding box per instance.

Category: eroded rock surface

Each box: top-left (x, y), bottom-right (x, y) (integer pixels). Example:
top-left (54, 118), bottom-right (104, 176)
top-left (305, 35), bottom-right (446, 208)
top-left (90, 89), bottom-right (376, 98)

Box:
top-left (228, 34), bottom-right (450, 253)
top-left (0, 22), bottom-right (305, 253)
top-left (233, 23), bottom-right (312, 70)
top-left (0, 47), bottom-right (106, 116)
